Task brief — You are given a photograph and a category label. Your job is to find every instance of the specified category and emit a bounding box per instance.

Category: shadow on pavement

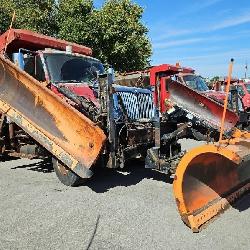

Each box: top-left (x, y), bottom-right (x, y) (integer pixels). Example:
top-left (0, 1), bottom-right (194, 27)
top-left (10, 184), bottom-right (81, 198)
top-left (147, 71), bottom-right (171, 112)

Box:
top-left (0, 155), bottom-right (17, 162)
top-left (87, 160), bottom-right (171, 193)
top-left (232, 192), bottom-right (250, 212)
top-left (11, 158), bottom-right (53, 173)
top-left (8, 158), bottom-right (170, 192)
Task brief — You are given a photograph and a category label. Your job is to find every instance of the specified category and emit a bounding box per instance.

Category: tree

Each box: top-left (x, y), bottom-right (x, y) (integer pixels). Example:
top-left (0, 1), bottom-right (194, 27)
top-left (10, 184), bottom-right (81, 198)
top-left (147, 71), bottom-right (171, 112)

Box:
top-left (99, 0), bottom-right (151, 71)
top-left (56, 0), bottom-right (94, 43)
top-left (96, 0), bottom-right (152, 72)
top-left (57, 0), bottom-right (152, 72)
top-left (211, 76), bottom-right (220, 82)
top-left (0, 1), bottom-right (15, 33)
top-left (0, 0), bottom-right (57, 36)
top-left (0, 0), bottom-right (152, 72)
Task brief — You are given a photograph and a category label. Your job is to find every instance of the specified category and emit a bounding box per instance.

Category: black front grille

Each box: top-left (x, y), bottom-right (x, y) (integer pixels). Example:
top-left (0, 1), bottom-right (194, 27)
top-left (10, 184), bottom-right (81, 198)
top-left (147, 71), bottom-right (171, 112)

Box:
top-left (117, 90), bottom-right (155, 121)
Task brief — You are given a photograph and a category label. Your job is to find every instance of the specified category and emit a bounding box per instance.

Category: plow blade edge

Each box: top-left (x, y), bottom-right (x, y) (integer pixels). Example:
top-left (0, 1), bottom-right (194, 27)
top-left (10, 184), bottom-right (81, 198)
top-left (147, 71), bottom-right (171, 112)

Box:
top-left (173, 130), bottom-right (250, 232)
top-left (168, 81), bottom-right (238, 131)
top-left (0, 55), bottom-right (106, 178)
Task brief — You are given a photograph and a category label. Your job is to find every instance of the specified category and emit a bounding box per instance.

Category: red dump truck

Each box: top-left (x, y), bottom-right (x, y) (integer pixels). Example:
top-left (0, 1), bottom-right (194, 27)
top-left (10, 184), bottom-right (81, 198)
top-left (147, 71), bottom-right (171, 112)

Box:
top-left (115, 65), bottom-right (226, 104)
top-left (0, 29), bottom-right (249, 232)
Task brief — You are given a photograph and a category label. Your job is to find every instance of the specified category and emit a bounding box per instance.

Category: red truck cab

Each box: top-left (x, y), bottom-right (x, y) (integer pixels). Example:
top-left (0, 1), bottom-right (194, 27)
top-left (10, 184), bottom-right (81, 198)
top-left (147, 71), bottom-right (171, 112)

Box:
top-left (0, 29), bottom-right (103, 106)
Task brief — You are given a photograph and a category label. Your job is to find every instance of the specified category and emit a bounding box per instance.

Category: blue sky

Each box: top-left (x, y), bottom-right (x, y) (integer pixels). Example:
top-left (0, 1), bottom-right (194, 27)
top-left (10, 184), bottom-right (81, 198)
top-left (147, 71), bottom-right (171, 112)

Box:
top-left (94, 0), bottom-right (250, 77)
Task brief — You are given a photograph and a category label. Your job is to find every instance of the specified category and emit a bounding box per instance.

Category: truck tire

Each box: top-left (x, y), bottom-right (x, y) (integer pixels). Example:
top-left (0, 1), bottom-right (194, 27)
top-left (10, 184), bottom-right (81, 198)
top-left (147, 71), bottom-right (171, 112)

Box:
top-left (52, 158), bottom-right (86, 186)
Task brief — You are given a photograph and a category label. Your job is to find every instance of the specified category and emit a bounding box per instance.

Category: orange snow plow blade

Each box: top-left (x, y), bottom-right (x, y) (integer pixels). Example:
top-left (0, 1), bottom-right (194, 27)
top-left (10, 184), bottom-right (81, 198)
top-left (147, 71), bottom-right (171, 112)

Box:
top-left (173, 129), bottom-right (250, 232)
top-left (0, 55), bottom-right (106, 178)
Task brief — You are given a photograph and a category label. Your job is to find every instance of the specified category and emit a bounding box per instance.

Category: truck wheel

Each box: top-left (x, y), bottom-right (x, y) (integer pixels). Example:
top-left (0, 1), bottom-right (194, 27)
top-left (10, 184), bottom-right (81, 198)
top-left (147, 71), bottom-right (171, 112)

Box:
top-left (52, 158), bottom-right (85, 186)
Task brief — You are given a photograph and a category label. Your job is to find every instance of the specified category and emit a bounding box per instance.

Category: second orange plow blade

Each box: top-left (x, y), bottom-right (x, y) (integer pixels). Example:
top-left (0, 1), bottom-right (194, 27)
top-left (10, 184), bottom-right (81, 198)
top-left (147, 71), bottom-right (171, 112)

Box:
top-left (173, 130), bottom-right (250, 232)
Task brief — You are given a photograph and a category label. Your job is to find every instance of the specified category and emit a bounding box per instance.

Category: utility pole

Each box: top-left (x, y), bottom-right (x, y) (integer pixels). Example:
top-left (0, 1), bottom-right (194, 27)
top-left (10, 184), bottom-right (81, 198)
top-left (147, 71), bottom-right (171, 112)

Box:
top-left (245, 61), bottom-right (248, 79)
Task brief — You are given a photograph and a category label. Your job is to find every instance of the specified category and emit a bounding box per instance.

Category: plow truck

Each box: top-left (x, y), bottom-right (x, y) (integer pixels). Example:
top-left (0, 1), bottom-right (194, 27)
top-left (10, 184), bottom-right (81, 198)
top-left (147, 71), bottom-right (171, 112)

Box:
top-left (116, 65), bottom-right (250, 130)
top-left (0, 29), bottom-right (249, 232)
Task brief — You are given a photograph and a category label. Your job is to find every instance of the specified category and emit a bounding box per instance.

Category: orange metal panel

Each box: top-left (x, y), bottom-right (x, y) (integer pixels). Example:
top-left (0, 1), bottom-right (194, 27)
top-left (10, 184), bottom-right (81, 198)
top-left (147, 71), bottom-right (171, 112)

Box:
top-left (173, 131), bottom-right (250, 232)
top-left (0, 55), bottom-right (106, 178)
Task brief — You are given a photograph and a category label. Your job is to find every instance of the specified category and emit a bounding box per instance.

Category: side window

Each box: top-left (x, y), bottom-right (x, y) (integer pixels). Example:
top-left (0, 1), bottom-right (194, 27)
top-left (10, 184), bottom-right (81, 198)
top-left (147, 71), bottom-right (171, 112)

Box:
top-left (177, 76), bottom-right (183, 83)
top-left (165, 77), bottom-right (173, 91)
top-left (237, 86), bottom-right (245, 97)
top-left (24, 56), bottom-right (35, 76)
top-left (196, 81), bottom-right (203, 91)
top-left (24, 55), bottom-right (45, 82)
top-left (186, 80), bottom-right (197, 90)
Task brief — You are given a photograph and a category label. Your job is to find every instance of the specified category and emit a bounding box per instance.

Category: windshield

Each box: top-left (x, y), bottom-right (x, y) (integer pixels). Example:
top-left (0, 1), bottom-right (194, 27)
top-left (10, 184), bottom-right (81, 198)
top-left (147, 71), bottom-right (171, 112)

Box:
top-left (183, 75), bottom-right (209, 92)
top-left (245, 84), bottom-right (250, 94)
top-left (43, 53), bottom-right (104, 84)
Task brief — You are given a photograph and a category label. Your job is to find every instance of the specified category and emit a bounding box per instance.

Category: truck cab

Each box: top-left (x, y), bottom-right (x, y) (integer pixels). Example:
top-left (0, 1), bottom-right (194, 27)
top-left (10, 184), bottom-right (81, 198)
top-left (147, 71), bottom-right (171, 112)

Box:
top-left (23, 50), bottom-right (104, 106)
top-left (0, 29), bottom-right (104, 106)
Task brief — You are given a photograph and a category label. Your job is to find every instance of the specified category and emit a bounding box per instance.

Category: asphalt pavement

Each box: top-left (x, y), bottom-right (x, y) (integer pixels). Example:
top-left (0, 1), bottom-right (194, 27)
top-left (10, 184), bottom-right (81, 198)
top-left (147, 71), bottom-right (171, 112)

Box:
top-left (0, 139), bottom-right (250, 250)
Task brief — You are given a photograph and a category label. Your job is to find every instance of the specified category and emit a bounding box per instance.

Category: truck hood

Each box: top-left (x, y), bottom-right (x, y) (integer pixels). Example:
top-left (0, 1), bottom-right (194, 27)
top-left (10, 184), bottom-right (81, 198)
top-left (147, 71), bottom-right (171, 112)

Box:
top-left (203, 90), bottom-right (226, 102)
top-left (57, 82), bottom-right (99, 106)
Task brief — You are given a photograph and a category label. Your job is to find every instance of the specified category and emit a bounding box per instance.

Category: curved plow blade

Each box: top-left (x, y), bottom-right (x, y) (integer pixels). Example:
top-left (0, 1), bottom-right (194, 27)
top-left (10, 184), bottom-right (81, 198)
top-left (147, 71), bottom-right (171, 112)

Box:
top-left (168, 81), bottom-right (238, 131)
top-left (173, 132), bottom-right (250, 232)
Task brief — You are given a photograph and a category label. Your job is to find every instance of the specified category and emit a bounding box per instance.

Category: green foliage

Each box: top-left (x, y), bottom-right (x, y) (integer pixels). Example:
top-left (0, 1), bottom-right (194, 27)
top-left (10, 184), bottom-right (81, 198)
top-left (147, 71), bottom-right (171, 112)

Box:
top-left (0, 0), bottom-right (152, 72)
top-left (211, 76), bottom-right (220, 82)
top-left (0, 1), bottom-right (15, 33)
top-left (94, 0), bottom-right (152, 72)
top-left (0, 0), bottom-right (57, 36)
top-left (57, 0), bottom-right (152, 71)
top-left (56, 0), bottom-right (94, 43)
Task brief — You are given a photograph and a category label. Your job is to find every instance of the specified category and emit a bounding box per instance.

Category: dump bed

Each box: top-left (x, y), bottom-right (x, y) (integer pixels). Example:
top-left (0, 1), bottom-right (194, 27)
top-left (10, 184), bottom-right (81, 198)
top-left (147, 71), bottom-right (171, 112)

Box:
top-left (0, 29), bottom-right (92, 55)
